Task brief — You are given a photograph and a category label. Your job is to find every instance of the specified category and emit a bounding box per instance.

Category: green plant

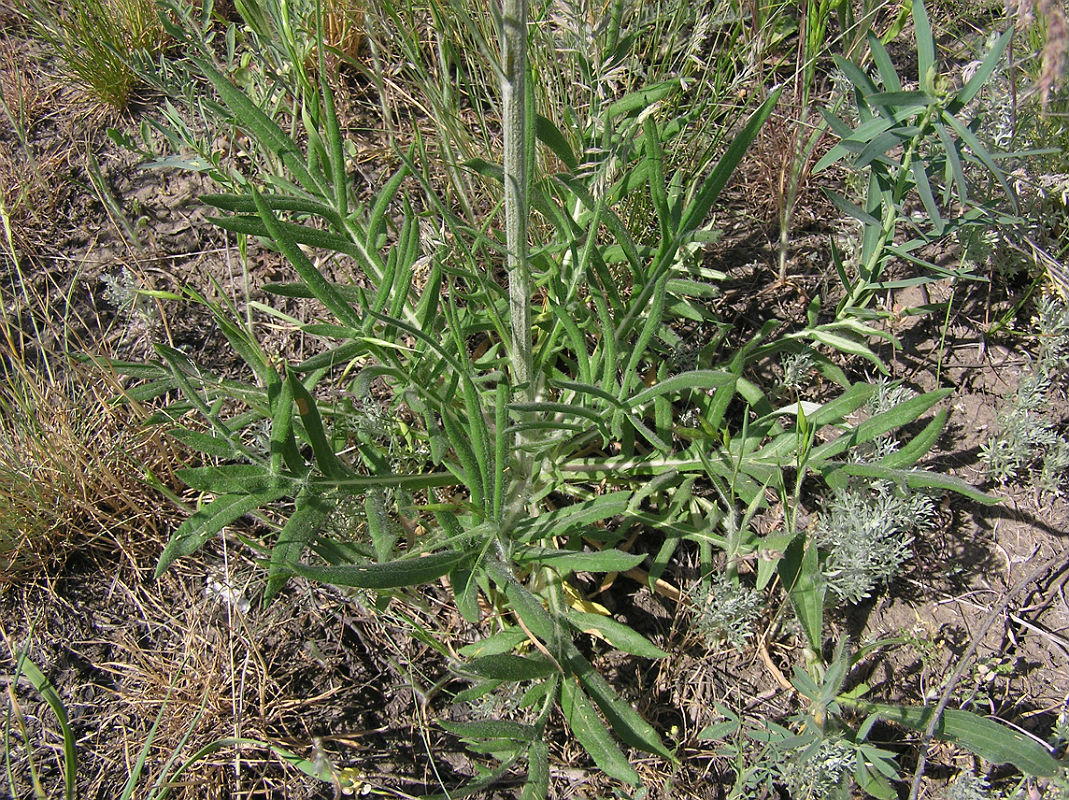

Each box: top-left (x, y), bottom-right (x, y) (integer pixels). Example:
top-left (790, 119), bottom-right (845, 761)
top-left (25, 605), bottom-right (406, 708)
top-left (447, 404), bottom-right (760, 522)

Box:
top-left (98, 0), bottom-right (1008, 792)
top-left (815, 0), bottom-right (1019, 318)
top-left (811, 480), bottom-right (935, 603)
top-left (20, 0), bottom-right (168, 107)
top-left (700, 640), bottom-right (1063, 800)
top-left (981, 295), bottom-right (1069, 493)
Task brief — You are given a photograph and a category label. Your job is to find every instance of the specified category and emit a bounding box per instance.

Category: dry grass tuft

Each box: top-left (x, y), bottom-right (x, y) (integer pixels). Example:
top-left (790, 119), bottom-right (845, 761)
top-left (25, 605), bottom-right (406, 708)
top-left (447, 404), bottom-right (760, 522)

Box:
top-left (1010, 0), bottom-right (1068, 106)
top-left (0, 349), bottom-right (190, 585)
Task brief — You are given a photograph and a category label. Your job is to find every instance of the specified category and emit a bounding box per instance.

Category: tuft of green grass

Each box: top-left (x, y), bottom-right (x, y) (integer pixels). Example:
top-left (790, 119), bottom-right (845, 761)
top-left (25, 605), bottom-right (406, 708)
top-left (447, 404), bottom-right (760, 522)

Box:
top-left (19, 0), bottom-right (168, 107)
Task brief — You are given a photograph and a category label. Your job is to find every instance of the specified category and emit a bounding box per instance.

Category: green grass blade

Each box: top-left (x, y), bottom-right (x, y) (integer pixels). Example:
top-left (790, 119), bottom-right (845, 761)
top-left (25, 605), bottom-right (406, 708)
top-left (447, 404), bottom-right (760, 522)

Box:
top-left (912, 0), bottom-right (935, 90)
top-left (14, 653), bottom-right (75, 800)
top-left (679, 86), bottom-right (782, 237)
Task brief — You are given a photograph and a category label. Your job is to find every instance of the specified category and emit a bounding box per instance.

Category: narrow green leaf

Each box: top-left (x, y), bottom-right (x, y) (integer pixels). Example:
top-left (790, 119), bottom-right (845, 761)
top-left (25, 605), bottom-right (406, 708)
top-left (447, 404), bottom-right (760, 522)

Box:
top-left (823, 463), bottom-right (998, 504)
top-left (484, 559), bottom-right (559, 647)
top-left (266, 490), bottom-right (331, 601)
top-left (319, 71), bottom-right (347, 219)
top-left (15, 652), bottom-right (76, 800)
top-left (824, 189), bottom-right (881, 227)
top-left (451, 566), bottom-right (481, 624)
top-left (935, 121), bottom-right (968, 203)
top-left (201, 193), bottom-right (344, 229)
top-left (575, 656), bottom-right (674, 760)
top-left (954, 28), bottom-right (1013, 108)
top-left (560, 679), bottom-right (640, 785)
top-left (192, 57), bottom-right (326, 198)
top-left (913, 0), bottom-right (935, 90)
top-left (863, 702), bottom-right (1060, 776)
top-left (463, 654), bottom-right (557, 681)
top-left (644, 116), bottom-right (672, 245)
top-left (535, 114), bottom-right (579, 172)
top-left (168, 428), bottom-right (239, 458)
top-left (268, 366), bottom-right (304, 475)
top-left (606, 80), bottom-right (678, 119)
top-left (157, 489), bottom-right (287, 576)
top-left (288, 367), bottom-right (348, 480)
top-left (912, 159), bottom-right (945, 236)
top-left (808, 388), bottom-right (950, 463)
top-left (867, 90), bottom-right (934, 108)
top-left (514, 547), bottom-right (645, 574)
top-left (868, 33), bottom-right (902, 91)
top-left (177, 464), bottom-right (286, 494)
top-left (779, 534), bottom-right (824, 653)
top-left (206, 214), bottom-right (377, 270)
top-left (628, 369), bottom-right (735, 408)
top-left (366, 492), bottom-right (398, 563)
top-left (440, 720), bottom-right (539, 743)
top-left (287, 550), bottom-right (468, 589)
top-left (941, 111), bottom-right (1017, 210)
top-left (832, 54), bottom-right (879, 96)
top-left (250, 186), bottom-right (366, 329)
top-left (880, 410), bottom-right (947, 469)
top-left (522, 740), bottom-right (550, 800)
top-left (564, 610), bottom-right (669, 659)
top-left (856, 129), bottom-right (911, 168)
top-left (510, 491), bottom-right (632, 541)
top-left (679, 86), bottom-right (782, 237)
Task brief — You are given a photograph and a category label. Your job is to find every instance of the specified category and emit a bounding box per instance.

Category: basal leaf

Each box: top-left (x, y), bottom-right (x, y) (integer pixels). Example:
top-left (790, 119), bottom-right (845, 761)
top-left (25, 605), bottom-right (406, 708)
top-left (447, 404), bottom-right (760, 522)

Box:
top-left (864, 702), bottom-right (1060, 776)
top-left (440, 720), bottom-right (539, 743)
top-left (514, 547), bottom-right (645, 574)
top-left (157, 489), bottom-right (287, 576)
top-left (287, 550), bottom-right (469, 589)
top-left (564, 610), bottom-right (669, 659)
top-left (560, 679), bottom-right (640, 785)
top-left (463, 654), bottom-right (557, 681)
top-left (266, 490), bottom-right (332, 601)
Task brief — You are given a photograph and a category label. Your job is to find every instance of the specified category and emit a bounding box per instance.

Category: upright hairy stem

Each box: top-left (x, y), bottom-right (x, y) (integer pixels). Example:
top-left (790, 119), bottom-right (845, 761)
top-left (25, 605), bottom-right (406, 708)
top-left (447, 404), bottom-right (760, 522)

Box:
top-left (501, 0), bottom-right (532, 407)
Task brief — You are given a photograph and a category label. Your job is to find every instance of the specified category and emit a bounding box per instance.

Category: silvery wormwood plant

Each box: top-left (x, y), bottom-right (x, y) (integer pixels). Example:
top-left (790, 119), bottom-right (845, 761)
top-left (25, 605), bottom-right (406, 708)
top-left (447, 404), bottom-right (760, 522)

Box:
top-left (982, 296), bottom-right (1069, 494)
